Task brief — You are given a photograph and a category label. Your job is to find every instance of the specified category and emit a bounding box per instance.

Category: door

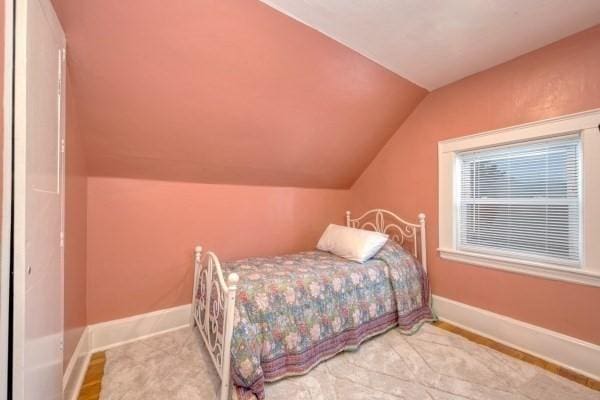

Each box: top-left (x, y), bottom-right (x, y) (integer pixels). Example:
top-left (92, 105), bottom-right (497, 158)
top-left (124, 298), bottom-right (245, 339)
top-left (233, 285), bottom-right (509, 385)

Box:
top-left (13, 0), bottom-right (66, 398)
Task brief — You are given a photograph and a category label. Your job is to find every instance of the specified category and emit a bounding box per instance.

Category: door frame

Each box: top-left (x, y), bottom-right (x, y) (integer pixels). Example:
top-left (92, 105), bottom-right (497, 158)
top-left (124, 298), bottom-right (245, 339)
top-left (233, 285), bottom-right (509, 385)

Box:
top-left (12, 0), bottom-right (66, 398)
top-left (1, 0), bottom-right (15, 398)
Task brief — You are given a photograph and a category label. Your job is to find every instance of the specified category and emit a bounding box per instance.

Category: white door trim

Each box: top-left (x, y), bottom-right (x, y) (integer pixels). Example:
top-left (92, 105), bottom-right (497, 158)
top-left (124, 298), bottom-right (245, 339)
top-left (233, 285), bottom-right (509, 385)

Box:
top-left (13, 0), bottom-right (66, 398)
top-left (1, 0), bottom-right (15, 397)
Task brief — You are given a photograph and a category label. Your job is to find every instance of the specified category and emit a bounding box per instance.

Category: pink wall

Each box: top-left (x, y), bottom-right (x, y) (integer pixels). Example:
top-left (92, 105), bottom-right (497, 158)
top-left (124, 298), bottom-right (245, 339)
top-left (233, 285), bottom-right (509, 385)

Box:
top-left (50, 0), bottom-right (425, 189)
top-left (63, 71), bottom-right (88, 367)
top-left (54, 0), bottom-right (600, 348)
top-left (351, 25), bottom-right (600, 344)
top-left (51, 0), bottom-right (424, 342)
top-left (86, 177), bottom-right (350, 324)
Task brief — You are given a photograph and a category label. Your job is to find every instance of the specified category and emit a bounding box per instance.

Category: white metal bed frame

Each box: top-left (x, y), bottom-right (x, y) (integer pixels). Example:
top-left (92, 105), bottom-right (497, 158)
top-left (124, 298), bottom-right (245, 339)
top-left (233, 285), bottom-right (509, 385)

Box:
top-left (191, 209), bottom-right (427, 400)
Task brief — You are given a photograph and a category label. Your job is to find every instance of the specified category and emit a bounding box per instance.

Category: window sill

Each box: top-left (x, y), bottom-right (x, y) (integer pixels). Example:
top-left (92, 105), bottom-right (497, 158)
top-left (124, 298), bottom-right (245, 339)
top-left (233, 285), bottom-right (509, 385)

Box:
top-left (438, 248), bottom-right (600, 287)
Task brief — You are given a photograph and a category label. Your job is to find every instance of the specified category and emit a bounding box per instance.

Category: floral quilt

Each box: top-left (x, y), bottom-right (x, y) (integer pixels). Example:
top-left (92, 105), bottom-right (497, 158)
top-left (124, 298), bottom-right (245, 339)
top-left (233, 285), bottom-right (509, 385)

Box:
top-left (217, 240), bottom-right (435, 400)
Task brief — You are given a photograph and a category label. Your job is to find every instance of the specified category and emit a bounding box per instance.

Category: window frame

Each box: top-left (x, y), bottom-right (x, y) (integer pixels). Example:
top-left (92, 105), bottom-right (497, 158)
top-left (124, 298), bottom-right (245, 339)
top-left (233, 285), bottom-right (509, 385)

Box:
top-left (438, 109), bottom-right (600, 287)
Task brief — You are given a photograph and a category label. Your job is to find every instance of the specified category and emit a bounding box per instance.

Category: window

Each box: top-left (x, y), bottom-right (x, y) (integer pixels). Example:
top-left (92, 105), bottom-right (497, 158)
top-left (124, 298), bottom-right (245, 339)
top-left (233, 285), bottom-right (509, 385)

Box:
top-left (438, 110), bottom-right (600, 287)
top-left (457, 136), bottom-right (581, 267)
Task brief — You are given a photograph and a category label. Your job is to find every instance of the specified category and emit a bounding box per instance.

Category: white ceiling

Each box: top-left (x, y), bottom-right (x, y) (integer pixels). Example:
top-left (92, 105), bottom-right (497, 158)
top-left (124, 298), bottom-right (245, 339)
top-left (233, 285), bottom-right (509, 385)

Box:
top-left (259, 0), bottom-right (600, 90)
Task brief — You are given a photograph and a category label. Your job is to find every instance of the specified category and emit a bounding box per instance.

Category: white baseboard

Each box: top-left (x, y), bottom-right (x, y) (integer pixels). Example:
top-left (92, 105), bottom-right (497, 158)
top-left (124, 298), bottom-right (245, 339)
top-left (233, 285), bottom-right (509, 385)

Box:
top-left (88, 304), bottom-right (191, 352)
top-left (432, 295), bottom-right (600, 380)
top-left (64, 298), bottom-right (599, 399)
top-left (62, 304), bottom-right (192, 400)
top-left (63, 327), bottom-right (90, 400)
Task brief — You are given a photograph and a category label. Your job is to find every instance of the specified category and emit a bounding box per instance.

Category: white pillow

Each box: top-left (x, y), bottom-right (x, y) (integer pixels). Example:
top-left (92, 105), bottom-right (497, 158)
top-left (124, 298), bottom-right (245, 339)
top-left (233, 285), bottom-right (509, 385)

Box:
top-left (316, 224), bottom-right (389, 263)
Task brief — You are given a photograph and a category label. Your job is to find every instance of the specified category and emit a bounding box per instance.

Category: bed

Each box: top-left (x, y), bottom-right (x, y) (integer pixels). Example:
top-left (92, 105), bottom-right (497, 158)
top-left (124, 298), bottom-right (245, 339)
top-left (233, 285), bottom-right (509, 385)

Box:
top-left (190, 209), bottom-right (435, 400)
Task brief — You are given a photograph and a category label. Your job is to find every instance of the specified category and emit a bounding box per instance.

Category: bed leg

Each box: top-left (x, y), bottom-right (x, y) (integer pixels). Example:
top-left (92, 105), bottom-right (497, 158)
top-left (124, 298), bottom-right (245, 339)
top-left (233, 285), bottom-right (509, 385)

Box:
top-left (190, 245), bottom-right (202, 327)
top-left (220, 272), bottom-right (239, 400)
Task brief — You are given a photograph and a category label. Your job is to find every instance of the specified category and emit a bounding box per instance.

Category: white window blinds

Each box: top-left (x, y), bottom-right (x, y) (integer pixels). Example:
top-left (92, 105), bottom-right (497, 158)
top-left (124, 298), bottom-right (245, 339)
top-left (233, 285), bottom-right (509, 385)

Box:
top-left (457, 135), bottom-right (581, 266)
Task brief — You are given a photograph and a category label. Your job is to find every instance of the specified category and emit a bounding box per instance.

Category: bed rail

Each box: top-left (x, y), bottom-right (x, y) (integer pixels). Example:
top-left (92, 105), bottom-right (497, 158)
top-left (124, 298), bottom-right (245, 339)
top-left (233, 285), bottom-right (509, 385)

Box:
top-left (191, 246), bottom-right (238, 400)
top-left (346, 209), bottom-right (427, 273)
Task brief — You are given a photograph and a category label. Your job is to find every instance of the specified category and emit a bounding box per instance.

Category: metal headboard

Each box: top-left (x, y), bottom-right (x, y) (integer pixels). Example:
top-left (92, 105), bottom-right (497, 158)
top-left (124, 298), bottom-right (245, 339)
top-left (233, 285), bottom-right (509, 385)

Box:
top-left (346, 209), bottom-right (427, 272)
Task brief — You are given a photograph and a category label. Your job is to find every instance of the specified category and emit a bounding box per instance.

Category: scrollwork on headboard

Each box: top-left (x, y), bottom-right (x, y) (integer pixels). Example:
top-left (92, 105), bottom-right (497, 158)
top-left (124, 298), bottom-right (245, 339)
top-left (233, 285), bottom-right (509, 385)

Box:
top-left (346, 209), bottom-right (427, 272)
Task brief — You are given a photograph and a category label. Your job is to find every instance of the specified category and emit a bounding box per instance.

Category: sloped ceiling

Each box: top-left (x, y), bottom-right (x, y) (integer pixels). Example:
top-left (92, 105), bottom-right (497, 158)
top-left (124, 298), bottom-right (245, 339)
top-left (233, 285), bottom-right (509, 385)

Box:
top-left (260, 0), bottom-right (600, 90)
top-left (51, 0), bottom-right (427, 189)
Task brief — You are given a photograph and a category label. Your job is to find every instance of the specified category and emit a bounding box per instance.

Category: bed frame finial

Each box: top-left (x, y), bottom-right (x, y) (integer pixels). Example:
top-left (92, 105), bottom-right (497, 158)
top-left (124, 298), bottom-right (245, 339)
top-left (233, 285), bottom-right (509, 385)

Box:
top-left (227, 273), bottom-right (239, 289)
top-left (345, 210), bottom-right (351, 227)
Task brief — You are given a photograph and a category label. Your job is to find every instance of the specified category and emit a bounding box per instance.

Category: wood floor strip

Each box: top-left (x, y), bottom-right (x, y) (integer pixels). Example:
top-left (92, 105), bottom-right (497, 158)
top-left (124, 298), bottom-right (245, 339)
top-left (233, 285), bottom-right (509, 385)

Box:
top-left (431, 321), bottom-right (599, 391)
top-left (77, 351), bottom-right (106, 400)
top-left (77, 322), bottom-right (599, 399)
